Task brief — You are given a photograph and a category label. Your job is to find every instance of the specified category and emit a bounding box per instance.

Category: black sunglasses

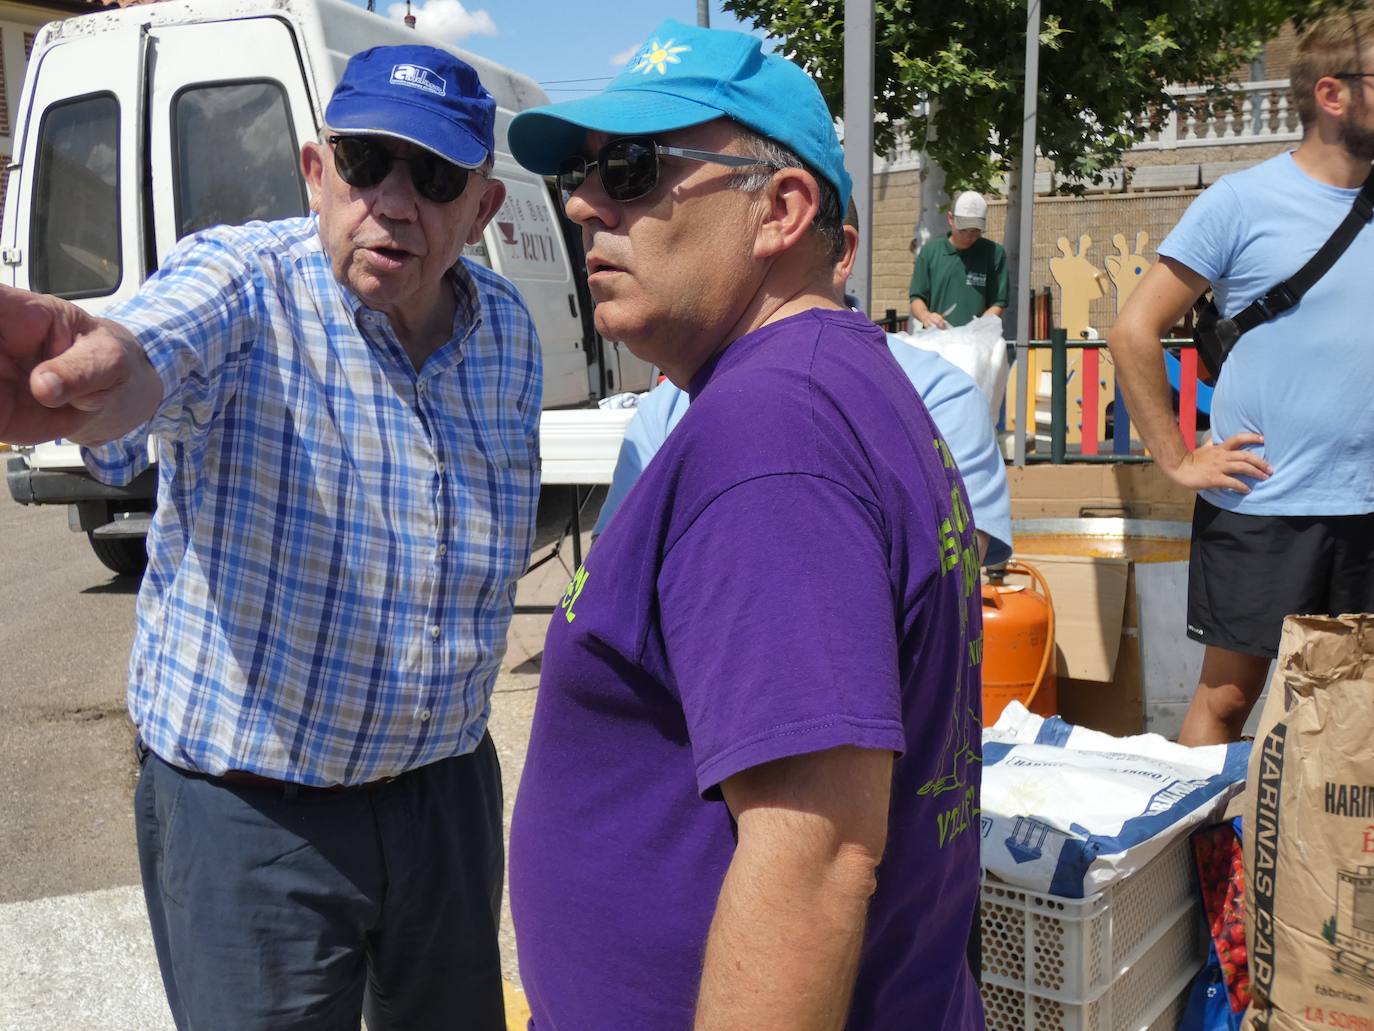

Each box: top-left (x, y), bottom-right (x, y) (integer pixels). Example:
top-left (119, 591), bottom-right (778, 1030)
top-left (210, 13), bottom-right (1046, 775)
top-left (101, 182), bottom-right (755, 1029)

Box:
top-left (328, 134), bottom-right (475, 203)
top-left (558, 135), bottom-right (781, 203)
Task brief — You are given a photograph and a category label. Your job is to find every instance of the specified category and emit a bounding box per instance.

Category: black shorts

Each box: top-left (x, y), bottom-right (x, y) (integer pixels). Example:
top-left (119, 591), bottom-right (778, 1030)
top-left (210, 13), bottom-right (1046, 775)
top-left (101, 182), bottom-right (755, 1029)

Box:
top-left (1187, 498), bottom-right (1374, 658)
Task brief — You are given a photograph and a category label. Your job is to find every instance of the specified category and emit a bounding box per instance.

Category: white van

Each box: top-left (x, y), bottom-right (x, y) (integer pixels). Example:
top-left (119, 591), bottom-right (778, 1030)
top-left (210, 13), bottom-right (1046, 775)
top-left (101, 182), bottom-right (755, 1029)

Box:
top-left (3, 0), bottom-right (652, 573)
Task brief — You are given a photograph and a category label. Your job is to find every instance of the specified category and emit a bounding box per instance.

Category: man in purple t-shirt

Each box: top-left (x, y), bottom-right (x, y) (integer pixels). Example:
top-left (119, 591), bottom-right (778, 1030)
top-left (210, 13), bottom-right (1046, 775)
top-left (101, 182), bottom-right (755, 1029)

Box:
top-left (507, 19), bottom-right (984, 1030)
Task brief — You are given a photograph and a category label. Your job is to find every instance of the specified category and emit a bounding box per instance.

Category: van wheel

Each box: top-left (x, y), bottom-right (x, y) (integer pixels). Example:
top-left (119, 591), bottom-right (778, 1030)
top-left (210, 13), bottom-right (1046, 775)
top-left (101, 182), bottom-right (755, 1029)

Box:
top-left (88, 533), bottom-right (148, 576)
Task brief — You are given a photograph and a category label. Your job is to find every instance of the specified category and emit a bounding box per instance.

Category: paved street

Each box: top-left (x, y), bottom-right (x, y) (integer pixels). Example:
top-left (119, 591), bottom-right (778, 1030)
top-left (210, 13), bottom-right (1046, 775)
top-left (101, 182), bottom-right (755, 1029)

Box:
top-left (0, 483), bottom-right (573, 1029)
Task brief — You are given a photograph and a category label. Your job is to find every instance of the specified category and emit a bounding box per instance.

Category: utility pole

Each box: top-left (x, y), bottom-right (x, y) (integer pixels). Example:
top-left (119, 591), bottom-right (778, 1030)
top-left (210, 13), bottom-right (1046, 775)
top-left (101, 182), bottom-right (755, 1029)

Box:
top-left (1012, 0), bottom-right (1041, 467)
top-left (697, 1), bottom-right (709, 28)
top-left (843, 1), bottom-right (874, 315)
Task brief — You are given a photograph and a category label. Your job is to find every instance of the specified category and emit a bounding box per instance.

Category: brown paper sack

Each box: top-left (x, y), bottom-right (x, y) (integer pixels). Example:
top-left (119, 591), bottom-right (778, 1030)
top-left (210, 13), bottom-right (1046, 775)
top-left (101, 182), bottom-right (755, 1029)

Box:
top-left (1243, 614), bottom-right (1374, 1030)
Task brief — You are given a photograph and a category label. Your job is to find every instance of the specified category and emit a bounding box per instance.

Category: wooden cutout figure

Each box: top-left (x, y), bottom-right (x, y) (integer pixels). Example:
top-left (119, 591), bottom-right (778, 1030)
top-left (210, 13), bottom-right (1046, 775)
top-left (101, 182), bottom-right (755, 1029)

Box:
top-left (1105, 231), bottom-right (1152, 315)
top-left (1049, 235), bottom-right (1108, 447)
top-left (1049, 234), bottom-right (1105, 341)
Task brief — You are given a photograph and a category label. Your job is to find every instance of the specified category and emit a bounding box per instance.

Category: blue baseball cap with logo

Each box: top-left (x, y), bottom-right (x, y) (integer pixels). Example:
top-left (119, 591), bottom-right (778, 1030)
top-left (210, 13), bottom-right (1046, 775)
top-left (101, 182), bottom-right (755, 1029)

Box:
top-left (326, 44), bottom-right (496, 168)
top-left (508, 20), bottom-right (851, 210)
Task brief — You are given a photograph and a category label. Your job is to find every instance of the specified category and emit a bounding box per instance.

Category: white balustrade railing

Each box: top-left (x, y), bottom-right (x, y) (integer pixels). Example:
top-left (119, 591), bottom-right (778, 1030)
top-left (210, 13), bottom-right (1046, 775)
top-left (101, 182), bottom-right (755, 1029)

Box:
top-left (1133, 79), bottom-right (1301, 150)
top-left (867, 81), bottom-right (1297, 173)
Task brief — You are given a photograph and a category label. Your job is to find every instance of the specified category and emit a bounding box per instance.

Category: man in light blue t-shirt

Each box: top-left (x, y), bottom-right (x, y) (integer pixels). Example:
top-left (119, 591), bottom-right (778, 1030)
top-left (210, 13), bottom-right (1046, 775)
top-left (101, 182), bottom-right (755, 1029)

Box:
top-left (1108, 11), bottom-right (1374, 745)
top-left (595, 198), bottom-right (1011, 566)
top-left (594, 342), bottom-right (1013, 566)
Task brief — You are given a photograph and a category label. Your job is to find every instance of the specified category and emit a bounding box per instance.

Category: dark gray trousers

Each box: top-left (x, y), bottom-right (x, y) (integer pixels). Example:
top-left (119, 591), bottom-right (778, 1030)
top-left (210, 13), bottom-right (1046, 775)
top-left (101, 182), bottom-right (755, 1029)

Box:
top-left (134, 735), bottom-right (506, 1031)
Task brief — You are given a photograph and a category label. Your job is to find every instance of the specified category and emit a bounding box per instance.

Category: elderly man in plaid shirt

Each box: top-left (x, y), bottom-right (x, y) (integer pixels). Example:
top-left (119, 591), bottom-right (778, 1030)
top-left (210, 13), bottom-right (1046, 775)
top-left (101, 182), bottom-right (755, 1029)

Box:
top-left (0, 45), bottom-right (537, 1030)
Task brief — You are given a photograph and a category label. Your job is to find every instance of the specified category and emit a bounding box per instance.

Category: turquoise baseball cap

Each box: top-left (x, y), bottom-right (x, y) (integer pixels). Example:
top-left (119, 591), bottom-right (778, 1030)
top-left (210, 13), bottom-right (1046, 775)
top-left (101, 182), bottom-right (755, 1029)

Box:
top-left (508, 19), bottom-right (851, 210)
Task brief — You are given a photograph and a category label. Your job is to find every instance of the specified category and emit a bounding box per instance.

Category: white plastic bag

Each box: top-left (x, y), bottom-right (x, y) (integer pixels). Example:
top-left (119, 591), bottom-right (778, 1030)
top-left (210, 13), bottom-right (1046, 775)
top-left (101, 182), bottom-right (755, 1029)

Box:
top-left (893, 313), bottom-right (1009, 421)
top-left (597, 391), bottom-right (643, 410)
top-left (980, 702), bottom-right (1249, 898)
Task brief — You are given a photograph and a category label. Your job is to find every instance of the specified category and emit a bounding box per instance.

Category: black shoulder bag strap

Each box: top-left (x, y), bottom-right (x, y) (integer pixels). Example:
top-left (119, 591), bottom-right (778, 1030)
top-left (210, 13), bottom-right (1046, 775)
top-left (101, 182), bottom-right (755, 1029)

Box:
top-left (1210, 166), bottom-right (1374, 357)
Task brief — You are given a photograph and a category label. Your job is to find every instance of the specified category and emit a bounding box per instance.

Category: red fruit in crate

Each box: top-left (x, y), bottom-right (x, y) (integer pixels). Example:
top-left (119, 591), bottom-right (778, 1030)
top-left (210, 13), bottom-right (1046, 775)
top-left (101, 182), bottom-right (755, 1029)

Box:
top-left (1231, 943), bottom-right (1247, 967)
top-left (1230, 922), bottom-right (1246, 945)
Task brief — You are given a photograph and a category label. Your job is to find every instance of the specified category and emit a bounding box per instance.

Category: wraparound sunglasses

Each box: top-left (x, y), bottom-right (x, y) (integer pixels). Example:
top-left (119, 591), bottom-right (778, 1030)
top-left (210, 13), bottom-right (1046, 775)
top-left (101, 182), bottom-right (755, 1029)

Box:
top-left (329, 134), bottom-right (477, 203)
top-left (558, 135), bottom-right (782, 202)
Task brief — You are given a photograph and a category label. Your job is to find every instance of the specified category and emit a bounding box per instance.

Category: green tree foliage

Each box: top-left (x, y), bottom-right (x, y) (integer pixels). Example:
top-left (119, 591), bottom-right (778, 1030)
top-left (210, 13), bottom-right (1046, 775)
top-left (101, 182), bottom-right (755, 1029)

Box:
top-left (723, 0), bottom-right (1365, 192)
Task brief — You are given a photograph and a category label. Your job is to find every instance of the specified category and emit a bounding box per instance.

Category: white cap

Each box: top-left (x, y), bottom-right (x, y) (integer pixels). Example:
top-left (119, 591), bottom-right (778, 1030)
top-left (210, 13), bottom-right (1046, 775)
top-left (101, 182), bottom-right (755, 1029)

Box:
top-left (951, 191), bottom-right (988, 230)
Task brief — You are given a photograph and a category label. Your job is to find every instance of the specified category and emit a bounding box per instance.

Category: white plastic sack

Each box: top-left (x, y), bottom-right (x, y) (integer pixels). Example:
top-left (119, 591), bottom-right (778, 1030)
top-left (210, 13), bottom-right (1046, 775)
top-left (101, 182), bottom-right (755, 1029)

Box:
top-left (894, 313), bottom-right (1010, 422)
top-left (597, 391), bottom-right (643, 410)
top-left (980, 702), bottom-right (1249, 898)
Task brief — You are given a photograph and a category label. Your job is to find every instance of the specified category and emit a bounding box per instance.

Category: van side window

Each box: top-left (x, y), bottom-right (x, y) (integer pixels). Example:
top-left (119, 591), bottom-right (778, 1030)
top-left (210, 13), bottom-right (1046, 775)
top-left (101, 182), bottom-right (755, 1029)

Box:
top-left (173, 80), bottom-right (307, 239)
top-left (30, 93), bottom-right (121, 298)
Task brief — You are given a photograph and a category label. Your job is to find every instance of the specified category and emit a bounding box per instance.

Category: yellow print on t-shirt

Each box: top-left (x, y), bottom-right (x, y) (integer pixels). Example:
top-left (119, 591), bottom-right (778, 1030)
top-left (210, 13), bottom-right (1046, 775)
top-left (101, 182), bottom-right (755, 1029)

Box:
top-left (559, 564), bottom-right (589, 624)
top-left (919, 435), bottom-right (983, 847)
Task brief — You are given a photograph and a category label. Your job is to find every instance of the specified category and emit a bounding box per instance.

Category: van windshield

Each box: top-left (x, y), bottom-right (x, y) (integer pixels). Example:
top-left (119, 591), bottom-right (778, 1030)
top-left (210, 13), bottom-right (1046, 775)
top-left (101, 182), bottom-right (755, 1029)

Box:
top-left (30, 93), bottom-right (121, 298)
top-left (173, 80), bottom-right (307, 239)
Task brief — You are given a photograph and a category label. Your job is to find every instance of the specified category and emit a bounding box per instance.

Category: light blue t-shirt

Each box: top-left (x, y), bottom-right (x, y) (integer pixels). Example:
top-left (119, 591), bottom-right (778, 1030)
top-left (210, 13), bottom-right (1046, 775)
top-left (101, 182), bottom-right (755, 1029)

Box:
top-left (1159, 152), bottom-right (1374, 515)
top-left (594, 333), bottom-right (1013, 565)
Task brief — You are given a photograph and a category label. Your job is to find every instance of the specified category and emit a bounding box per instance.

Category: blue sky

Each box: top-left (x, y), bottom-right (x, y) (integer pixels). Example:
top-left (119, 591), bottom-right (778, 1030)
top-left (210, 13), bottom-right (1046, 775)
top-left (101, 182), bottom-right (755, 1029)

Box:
top-left (345, 0), bottom-right (772, 97)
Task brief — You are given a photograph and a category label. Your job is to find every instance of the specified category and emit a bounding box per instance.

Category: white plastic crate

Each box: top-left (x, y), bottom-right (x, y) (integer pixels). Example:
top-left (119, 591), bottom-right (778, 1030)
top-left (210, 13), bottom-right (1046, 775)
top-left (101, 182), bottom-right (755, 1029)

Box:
top-left (980, 831), bottom-right (1206, 1030)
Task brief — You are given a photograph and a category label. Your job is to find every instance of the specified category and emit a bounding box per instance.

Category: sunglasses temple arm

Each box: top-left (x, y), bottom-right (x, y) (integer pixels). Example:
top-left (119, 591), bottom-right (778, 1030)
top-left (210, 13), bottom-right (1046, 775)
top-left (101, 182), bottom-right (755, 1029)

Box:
top-left (657, 145), bottom-right (779, 169)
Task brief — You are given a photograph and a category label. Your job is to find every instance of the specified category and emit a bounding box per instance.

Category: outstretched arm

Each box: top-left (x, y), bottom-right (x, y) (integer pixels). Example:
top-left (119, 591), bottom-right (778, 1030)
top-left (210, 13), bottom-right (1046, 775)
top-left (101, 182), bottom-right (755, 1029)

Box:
top-left (1106, 258), bottom-right (1270, 492)
top-left (0, 285), bottom-right (162, 446)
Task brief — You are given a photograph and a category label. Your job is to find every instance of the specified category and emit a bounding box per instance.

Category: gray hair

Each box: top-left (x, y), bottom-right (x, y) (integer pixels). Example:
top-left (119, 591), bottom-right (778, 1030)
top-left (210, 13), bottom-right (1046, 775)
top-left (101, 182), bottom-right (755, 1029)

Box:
top-left (725, 130), bottom-right (846, 266)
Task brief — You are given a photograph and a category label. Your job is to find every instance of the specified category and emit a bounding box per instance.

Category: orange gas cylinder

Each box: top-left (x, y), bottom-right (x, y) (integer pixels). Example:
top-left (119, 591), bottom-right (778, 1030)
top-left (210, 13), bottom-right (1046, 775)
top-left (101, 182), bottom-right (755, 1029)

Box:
top-left (981, 559), bottom-right (1057, 725)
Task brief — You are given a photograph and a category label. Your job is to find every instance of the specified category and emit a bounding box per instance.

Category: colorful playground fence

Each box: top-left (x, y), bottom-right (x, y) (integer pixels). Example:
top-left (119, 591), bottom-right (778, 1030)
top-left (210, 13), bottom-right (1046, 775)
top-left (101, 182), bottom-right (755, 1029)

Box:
top-left (1005, 330), bottom-right (1205, 465)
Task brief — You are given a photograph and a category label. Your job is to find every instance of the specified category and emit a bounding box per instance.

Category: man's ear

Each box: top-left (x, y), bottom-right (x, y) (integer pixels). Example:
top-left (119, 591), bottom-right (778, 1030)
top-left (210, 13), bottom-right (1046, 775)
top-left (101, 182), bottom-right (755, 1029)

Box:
top-left (301, 141), bottom-right (326, 213)
top-left (466, 177), bottom-right (507, 246)
top-left (1314, 74), bottom-right (1354, 121)
top-left (752, 167), bottom-right (821, 261)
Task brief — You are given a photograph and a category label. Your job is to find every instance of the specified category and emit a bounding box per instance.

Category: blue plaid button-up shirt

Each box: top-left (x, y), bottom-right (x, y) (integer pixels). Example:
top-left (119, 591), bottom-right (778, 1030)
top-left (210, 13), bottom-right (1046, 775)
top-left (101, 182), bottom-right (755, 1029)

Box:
top-left (85, 217), bottom-right (541, 785)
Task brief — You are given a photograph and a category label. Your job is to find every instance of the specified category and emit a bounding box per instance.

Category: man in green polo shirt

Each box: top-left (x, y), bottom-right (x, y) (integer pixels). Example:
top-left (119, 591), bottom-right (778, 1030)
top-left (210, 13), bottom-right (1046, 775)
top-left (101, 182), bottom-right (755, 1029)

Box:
top-left (909, 191), bottom-right (1008, 329)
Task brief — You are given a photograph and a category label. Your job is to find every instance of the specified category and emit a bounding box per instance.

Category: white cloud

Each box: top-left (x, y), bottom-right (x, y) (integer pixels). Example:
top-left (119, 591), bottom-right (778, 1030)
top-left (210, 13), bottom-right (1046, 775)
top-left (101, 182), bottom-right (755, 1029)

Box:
top-left (610, 44), bottom-right (641, 67)
top-left (387, 0), bottom-right (497, 42)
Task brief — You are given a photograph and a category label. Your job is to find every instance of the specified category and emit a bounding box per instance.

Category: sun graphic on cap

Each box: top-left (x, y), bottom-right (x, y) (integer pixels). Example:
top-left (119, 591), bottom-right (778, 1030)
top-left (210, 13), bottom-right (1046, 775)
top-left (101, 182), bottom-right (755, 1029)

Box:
top-left (633, 39), bottom-right (690, 75)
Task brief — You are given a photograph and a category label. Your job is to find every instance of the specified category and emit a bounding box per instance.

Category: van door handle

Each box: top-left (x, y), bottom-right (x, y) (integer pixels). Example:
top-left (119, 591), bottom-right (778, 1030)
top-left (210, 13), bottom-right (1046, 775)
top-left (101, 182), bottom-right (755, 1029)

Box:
top-left (567, 293), bottom-right (577, 318)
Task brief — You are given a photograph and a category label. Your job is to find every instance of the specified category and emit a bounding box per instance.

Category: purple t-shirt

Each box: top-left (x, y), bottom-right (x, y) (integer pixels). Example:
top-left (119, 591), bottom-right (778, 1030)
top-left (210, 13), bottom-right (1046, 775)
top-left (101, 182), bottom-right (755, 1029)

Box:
top-left (510, 308), bottom-right (984, 1030)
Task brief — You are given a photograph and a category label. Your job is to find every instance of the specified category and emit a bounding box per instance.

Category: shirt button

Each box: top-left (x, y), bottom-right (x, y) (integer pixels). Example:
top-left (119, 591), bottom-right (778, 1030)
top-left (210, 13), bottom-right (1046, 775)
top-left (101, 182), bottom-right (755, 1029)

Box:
top-left (436, 461), bottom-right (446, 474)
top-left (430, 625), bottom-right (441, 639)
top-left (417, 708), bottom-right (431, 722)
top-left (437, 543), bottom-right (448, 556)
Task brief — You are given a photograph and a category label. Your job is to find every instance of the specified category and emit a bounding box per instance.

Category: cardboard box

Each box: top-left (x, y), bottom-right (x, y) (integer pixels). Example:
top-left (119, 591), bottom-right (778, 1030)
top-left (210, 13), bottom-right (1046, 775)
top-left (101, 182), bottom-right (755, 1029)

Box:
top-left (1005, 553), bottom-right (1129, 683)
top-left (999, 465), bottom-right (1203, 738)
top-left (1005, 552), bottom-right (1146, 736)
